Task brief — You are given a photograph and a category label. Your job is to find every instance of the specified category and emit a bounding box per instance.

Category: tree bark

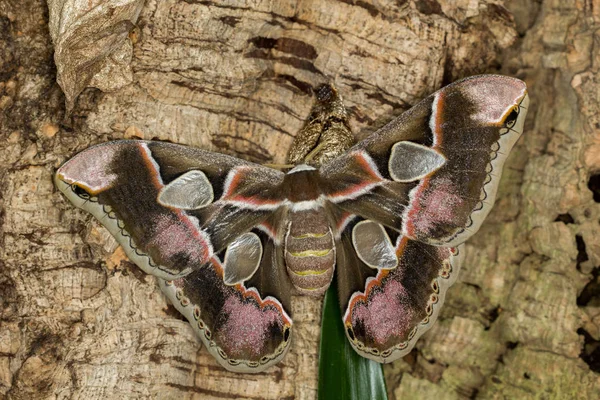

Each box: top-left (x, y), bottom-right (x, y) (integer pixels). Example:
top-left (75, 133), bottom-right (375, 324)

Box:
top-left (1, 0), bottom-right (599, 399)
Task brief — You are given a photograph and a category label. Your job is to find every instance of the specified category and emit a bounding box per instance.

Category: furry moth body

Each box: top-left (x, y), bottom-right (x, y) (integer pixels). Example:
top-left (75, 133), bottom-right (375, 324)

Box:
top-left (55, 75), bottom-right (528, 372)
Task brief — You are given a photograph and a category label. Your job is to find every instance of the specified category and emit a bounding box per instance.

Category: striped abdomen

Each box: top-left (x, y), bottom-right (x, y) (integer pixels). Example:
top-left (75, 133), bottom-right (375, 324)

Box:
top-left (284, 209), bottom-right (335, 295)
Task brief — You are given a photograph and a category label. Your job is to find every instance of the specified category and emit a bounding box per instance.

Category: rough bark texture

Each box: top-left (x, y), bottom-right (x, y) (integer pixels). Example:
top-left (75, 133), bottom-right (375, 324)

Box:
top-left (1, 0), bottom-right (599, 399)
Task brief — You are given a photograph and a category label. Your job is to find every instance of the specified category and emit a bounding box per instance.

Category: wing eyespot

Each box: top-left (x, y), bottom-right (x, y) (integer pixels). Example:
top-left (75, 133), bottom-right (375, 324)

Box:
top-left (440, 260), bottom-right (452, 278)
top-left (72, 184), bottom-right (91, 199)
top-left (504, 106), bottom-right (519, 128)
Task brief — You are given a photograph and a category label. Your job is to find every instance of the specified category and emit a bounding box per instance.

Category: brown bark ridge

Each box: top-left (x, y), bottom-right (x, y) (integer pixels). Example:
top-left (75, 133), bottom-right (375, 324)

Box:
top-left (1, 0), bottom-right (599, 399)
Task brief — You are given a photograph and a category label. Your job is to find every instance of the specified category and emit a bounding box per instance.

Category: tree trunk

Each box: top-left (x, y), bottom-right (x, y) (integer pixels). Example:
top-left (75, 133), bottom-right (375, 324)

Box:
top-left (1, 0), bottom-right (599, 399)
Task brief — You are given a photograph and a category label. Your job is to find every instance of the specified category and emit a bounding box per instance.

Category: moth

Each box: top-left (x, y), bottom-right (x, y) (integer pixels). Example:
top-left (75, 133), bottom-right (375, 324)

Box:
top-left (55, 75), bottom-right (528, 373)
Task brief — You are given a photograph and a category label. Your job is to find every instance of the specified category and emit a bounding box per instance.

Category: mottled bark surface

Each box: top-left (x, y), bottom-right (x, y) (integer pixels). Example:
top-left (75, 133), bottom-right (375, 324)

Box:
top-left (1, 0), bottom-right (599, 399)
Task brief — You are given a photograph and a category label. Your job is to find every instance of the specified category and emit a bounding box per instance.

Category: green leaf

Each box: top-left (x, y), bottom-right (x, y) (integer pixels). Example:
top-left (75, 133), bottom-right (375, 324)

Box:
top-left (318, 280), bottom-right (388, 400)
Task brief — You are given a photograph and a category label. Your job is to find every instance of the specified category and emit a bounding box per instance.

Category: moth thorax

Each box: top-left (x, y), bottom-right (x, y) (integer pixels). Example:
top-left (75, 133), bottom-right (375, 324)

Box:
top-left (284, 209), bottom-right (335, 296)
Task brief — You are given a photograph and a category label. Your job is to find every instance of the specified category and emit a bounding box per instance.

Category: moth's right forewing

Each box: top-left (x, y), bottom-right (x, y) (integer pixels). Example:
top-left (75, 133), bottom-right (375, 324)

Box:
top-left (321, 75), bottom-right (528, 247)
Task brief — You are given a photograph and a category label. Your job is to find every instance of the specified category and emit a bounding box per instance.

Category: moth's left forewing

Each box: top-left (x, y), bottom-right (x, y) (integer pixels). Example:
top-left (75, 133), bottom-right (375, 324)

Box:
top-left (55, 140), bottom-right (286, 280)
top-left (55, 141), bottom-right (214, 280)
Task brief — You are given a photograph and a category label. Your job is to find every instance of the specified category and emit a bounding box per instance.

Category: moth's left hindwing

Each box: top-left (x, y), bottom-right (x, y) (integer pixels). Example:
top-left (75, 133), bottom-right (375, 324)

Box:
top-left (160, 224), bottom-right (293, 372)
top-left (55, 140), bottom-right (293, 372)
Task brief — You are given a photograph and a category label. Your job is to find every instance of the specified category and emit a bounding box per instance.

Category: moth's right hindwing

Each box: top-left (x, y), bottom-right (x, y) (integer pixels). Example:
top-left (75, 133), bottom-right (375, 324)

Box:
top-left (335, 216), bottom-right (464, 362)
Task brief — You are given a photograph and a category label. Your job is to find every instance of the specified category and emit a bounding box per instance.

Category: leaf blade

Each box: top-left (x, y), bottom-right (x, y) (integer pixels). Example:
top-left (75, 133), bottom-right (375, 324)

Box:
top-left (318, 281), bottom-right (388, 400)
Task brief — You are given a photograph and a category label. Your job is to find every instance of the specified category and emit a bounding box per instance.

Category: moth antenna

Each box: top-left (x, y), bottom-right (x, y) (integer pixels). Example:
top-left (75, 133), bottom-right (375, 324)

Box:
top-left (304, 142), bottom-right (326, 162)
top-left (263, 163), bottom-right (296, 170)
